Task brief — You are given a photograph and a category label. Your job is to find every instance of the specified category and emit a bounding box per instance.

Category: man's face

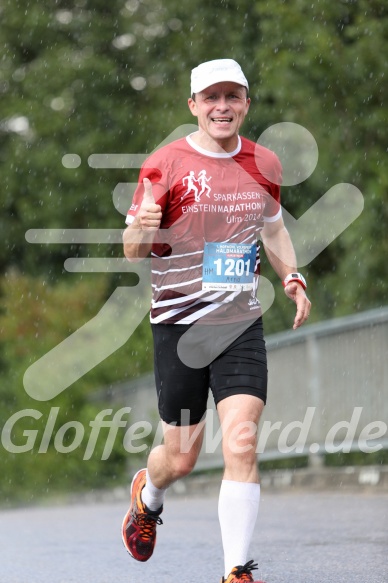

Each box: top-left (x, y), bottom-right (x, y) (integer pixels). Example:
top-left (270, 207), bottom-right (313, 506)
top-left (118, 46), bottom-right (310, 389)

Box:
top-left (188, 82), bottom-right (250, 152)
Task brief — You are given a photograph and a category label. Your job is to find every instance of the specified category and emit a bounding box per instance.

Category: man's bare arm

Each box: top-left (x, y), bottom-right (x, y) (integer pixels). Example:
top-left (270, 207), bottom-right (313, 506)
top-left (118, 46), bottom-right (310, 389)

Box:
top-left (261, 216), bottom-right (311, 329)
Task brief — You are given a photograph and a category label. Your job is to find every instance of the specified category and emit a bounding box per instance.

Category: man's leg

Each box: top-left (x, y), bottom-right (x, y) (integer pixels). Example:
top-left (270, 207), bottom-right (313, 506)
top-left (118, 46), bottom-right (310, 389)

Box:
top-left (145, 418), bottom-right (206, 494)
top-left (217, 393), bottom-right (264, 578)
top-left (122, 418), bottom-right (205, 561)
top-left (122, 322), bottom-right (210, 561)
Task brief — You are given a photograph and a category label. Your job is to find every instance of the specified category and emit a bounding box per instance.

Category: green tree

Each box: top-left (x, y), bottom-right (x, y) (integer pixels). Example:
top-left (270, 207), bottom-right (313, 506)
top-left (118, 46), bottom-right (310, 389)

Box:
top-left (250, 0), bottom-right (388, 324)
top-left (0, 271), bottom-right (154, 505)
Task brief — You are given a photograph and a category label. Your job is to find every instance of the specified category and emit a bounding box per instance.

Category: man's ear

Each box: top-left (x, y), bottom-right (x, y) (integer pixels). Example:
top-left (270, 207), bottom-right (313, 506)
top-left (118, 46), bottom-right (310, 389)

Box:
top-left (188, 97), bottom-right (198, 117)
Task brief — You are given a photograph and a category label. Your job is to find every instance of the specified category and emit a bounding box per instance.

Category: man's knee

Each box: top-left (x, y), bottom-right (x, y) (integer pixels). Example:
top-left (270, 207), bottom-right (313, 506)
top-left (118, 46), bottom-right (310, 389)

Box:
top-left (222, 419), bottom-right (258, 470)
top-left (167, 452), bottom-right (198, 480)
top-left (225, 417), bottom-right (258, 450)
top-left (162, 419), bottom-right (205, 479)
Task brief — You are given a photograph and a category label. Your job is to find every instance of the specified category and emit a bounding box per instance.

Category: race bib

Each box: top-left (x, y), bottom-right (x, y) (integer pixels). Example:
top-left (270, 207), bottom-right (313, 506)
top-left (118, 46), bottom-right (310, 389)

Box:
top-left (202, 242), bottom-right (256, 291)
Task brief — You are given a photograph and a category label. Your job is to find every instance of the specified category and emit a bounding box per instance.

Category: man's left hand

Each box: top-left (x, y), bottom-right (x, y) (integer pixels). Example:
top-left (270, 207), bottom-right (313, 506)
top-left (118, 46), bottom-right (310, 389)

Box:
top-left (284, 282), bottom-right (311, 330)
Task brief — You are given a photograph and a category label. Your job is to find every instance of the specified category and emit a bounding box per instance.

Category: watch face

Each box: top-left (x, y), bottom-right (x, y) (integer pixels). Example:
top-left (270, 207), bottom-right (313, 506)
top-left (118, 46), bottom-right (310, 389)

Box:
top-left (292, 273), bottom-right (298, 278)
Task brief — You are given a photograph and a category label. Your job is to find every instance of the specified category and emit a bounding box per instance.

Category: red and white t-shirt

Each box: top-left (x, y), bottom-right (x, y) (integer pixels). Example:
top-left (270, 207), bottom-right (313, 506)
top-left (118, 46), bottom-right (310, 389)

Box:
top-left (126, 134), bottom-right (282, 325)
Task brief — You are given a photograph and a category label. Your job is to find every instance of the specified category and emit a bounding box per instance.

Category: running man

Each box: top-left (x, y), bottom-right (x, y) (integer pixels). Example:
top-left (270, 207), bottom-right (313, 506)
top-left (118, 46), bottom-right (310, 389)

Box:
top-left (122, 59), bottom-right (311, 583)
top-left (181, 169), bottom-right (199, 200)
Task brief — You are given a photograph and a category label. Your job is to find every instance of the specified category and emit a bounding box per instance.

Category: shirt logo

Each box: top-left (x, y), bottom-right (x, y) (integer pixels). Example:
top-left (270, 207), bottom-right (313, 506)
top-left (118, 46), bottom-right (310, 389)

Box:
top-left (181, 169), bottom-right (212, 202)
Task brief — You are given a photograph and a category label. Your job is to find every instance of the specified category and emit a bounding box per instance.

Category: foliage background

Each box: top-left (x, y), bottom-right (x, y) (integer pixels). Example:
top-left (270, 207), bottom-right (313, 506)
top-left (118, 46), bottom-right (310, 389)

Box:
top-left (0, 0), bottom-right (387, 504)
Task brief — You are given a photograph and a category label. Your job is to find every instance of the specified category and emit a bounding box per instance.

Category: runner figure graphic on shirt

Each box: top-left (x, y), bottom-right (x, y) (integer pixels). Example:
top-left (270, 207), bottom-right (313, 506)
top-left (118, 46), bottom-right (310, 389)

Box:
top-left (197, 169), bottom-right (212, 199)
top-left (181, 169), bottom-right (212, 202)
top-left (181, 170), bottom-right (199, 201)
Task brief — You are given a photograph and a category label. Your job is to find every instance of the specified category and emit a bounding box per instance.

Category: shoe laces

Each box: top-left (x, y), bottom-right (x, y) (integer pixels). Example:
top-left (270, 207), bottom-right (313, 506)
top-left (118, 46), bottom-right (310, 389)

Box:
top-left (136, 512), bottom-right (163, 541)
top-left (233, 560), bottom-right (258, 581)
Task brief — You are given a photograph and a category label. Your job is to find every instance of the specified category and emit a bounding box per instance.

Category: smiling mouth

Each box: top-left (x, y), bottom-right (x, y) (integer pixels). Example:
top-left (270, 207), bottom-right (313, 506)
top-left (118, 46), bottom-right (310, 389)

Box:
top-left (211, 117), bottom-right (233, 123)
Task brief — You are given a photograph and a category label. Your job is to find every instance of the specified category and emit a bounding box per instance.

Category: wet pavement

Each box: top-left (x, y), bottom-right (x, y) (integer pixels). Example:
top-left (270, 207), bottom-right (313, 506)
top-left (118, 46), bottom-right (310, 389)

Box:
top-left (0, 490), bottom-right (387, 583)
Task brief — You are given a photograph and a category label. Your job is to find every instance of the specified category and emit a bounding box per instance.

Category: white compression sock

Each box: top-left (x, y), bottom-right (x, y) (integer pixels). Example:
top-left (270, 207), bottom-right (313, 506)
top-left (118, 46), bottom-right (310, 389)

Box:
top-left (141, 469), bottom-right (166, 512)
top-left (218, 479), bottom-right (261, 577)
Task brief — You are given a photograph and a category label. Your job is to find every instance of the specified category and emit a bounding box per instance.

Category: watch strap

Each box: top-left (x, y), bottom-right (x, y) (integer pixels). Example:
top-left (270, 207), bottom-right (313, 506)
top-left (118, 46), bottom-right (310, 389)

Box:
top-left (282, 272), bottom-right (307, 290)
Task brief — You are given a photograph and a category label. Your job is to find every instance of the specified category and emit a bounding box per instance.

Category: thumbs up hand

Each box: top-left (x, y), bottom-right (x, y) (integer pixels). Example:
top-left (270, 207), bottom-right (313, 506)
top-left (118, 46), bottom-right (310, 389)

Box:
top-left (136, 178), bottom-right (162, 231)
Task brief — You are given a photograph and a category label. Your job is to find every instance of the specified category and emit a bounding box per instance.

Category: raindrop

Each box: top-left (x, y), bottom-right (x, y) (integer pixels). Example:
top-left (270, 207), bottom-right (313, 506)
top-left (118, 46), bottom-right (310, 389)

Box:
top-left (12, 67), bottom-right (26, 82)
top-left (112, 33), bottom-right (136, 49)
top-left (130, 76), bottom-right (147, 91)
top-left (125, 0), bottom-right (139, 14)
top-left (168, 18), bottom-right (182, 31)
top-left (2, 115), bottom-right (30, 135)
top-left (50, 97), bottom-right (65, 111)
top-left (55, 10), bottom-right (73, 25)
top-left (143, 24), bottom-right (167, 40)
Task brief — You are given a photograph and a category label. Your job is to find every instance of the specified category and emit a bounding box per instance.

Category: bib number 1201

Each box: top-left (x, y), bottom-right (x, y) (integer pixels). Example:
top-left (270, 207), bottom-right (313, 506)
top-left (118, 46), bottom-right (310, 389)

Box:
top-left (214, 257), bottom-right (251, 277)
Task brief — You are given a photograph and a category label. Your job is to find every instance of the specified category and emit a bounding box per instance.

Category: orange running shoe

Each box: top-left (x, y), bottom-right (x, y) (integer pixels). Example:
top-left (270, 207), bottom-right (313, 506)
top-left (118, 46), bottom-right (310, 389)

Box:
top-left (221, 560), bottom-right (266, 583)
top-left (121, 468), bottom-right (163, 562)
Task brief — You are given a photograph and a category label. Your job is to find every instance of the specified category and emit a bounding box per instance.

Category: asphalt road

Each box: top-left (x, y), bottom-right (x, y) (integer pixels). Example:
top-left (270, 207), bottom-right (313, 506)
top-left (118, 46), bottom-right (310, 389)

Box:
top-left (0, 491), bottom-right (387, 583)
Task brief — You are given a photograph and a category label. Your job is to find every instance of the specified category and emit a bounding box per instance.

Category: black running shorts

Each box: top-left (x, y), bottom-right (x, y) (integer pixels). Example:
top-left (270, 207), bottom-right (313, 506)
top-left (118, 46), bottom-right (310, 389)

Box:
top-left (151, 318), bottom-right (267, 426)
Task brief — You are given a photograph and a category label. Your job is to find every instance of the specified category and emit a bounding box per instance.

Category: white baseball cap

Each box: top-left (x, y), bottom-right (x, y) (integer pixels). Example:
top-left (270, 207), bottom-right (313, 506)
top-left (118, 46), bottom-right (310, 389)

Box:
top-left (190, 59), bottom-right (249, 94)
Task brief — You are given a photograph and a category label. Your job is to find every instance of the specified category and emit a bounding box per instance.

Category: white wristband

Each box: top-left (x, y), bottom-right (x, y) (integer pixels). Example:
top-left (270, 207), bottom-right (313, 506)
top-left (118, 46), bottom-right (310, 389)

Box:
top-left (282, 272), bottom-right (307, 290)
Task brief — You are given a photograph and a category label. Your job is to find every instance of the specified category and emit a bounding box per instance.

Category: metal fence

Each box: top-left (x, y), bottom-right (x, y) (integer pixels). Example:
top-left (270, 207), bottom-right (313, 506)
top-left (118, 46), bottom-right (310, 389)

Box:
top-left (256, 306), bottom-right (387, 457)
top-left (98, 307), bottom-right (388, 468)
